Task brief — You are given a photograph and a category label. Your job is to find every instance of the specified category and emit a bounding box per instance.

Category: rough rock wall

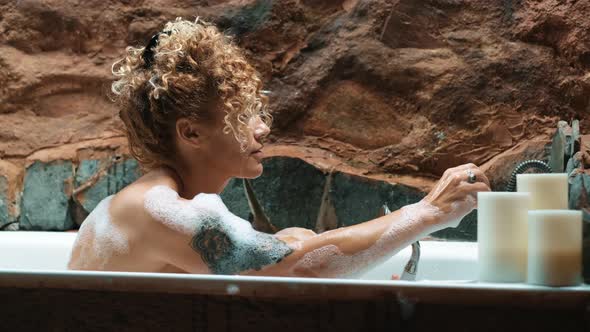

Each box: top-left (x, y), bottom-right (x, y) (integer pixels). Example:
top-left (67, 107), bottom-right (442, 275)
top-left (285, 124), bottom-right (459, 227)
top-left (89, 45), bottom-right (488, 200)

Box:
top-left (1, 0), bottom-right (589, 237)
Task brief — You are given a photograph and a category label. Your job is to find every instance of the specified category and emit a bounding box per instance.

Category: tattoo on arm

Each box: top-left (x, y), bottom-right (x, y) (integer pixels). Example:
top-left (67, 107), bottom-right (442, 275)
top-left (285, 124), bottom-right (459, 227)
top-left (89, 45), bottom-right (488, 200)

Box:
top-left (143, 185), bottom-right (292, 274)
top-left (189, 218), bottom-right (293, 275)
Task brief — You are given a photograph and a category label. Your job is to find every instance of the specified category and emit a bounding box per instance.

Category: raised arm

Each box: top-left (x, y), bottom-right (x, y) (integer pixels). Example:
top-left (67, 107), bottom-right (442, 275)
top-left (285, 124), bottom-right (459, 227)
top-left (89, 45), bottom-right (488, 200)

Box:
top-left (146, 163), bottom-right (489, 278)
top-left (247, 200), bottom-right (437, 278)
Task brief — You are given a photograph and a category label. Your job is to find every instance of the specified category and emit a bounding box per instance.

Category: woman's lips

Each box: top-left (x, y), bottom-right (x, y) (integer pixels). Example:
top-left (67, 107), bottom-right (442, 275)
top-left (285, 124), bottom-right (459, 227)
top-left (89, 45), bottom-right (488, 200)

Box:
top-left (251, 150), bottom-right (264, 161)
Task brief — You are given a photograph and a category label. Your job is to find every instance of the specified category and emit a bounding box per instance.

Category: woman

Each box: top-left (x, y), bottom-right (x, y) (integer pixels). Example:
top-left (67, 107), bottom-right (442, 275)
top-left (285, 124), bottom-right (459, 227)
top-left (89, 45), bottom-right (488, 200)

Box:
top-left (68, 18), bottom-right (491, 277)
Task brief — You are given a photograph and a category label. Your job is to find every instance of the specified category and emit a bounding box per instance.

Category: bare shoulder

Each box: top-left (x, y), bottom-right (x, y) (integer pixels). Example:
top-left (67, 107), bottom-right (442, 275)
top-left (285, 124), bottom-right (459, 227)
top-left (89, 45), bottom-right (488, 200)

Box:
top-left (108, 167), bottom-right (182, 229)
top-left (108, 166), bottom-right (227, 236)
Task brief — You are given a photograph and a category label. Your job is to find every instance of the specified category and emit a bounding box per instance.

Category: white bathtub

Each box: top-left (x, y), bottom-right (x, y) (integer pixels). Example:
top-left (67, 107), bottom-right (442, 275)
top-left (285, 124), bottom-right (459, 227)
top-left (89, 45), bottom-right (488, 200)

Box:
top-left (0, 231), bottom-right (588, 301)
top-left (0, 231), bottom-right (477, 280)
top-left (1, 231), bottom-right (589, 331)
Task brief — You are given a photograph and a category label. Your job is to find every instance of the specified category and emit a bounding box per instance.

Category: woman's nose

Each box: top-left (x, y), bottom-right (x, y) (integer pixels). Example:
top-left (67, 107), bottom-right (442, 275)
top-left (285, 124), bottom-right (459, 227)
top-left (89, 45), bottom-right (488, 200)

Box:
top-left (253, 116), bottom-right (270, 140)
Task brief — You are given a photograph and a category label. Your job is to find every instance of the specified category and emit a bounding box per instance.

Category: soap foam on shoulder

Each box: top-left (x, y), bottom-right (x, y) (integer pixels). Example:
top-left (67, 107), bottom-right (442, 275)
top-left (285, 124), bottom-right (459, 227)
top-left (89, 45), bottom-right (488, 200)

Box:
top-left (92, 196), bottom-right (129, 264)
top-left (72, 195), bottom-right (129, 269)
top-left (143, 185), bottom-right (293, 274)
top-left (143, 185), bottom-right (224, 234)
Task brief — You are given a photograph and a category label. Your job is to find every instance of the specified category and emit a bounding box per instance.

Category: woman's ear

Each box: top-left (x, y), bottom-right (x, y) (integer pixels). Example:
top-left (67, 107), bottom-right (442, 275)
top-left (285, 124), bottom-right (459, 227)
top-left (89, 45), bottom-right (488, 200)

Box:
top-left (176, 118), bottom-right (201, 147)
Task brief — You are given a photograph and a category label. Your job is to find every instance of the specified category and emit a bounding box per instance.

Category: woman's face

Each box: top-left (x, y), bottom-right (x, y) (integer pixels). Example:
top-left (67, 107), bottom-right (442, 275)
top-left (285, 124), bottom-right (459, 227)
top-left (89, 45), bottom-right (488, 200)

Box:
top-left (199, 110), bottom-right (270, 179)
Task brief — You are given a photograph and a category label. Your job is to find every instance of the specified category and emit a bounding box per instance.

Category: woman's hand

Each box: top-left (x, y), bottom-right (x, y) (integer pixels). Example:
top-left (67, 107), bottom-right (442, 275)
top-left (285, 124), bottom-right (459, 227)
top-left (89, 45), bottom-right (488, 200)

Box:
top-left (421, 163), bottom-right (491, 231)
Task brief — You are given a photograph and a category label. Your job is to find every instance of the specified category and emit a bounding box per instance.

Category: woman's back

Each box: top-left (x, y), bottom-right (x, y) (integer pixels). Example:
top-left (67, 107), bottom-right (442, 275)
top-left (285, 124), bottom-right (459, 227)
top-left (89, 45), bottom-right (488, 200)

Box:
top-left (67, 168), bottom-right (192, 273)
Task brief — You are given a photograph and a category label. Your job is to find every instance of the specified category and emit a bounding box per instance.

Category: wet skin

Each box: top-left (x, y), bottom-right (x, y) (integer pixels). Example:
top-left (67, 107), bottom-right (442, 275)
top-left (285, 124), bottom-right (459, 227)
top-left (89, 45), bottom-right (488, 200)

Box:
top-left (68, 109), bottom-right (491, 276)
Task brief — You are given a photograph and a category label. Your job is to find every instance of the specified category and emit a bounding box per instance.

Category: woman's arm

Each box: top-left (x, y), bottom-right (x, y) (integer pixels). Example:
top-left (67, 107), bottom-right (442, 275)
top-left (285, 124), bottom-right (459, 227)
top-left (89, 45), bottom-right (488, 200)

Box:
top-left (147, 163), bottom-right (490, 277)
top-left (244, 200), bottom-right (438, 277)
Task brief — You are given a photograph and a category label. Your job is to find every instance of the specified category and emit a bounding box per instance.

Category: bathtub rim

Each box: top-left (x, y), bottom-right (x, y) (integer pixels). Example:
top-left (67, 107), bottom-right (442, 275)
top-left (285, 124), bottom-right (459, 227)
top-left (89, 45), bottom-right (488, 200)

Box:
top-left (0, 269), bottom-right (588, 308)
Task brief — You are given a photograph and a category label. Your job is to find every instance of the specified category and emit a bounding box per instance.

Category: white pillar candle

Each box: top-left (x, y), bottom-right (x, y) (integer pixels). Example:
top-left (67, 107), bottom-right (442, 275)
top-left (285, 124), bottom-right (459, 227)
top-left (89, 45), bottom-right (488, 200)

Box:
top-left (517, 173), bottom-right (568, 209)
top-left (477, 192), bottom-right (530, 282)
top-left (527, 210), bottom-right (582, 286)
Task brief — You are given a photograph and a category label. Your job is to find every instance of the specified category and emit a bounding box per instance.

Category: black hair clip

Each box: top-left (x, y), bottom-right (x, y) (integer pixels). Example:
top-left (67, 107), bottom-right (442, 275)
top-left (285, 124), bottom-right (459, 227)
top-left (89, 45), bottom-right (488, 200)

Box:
top-left (142, 30), bottom-right (172, 68)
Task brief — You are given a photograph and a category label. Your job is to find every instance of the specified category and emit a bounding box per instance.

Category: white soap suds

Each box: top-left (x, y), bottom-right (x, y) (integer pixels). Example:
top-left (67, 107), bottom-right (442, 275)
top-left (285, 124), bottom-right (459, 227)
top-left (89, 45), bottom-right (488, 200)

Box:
top-left (144, 185), bottom-right (292, 274)
top-left (143, 185), bottom-right (226, 234)
top-left (292, 201), bottom-right (442, 278)
top-left (72, 195), bottom-right (129, 269)
top-left (143, 185), bottom-right (247, 236)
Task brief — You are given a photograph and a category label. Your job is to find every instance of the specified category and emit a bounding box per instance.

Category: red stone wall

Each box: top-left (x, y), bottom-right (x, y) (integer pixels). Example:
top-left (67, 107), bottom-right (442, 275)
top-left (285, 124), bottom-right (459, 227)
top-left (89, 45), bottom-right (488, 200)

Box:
top-left (1, 0), bottom-right (589, 227)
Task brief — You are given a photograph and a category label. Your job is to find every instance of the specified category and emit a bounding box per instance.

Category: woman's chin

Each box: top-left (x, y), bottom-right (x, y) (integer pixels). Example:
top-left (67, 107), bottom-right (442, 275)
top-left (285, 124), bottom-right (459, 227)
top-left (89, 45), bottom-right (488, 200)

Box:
top-left (242, 162), bottom-right (264, 179)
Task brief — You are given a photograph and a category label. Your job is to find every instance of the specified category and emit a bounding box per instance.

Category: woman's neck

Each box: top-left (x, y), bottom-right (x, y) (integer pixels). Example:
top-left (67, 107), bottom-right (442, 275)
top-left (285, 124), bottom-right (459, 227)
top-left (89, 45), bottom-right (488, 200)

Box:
top-left (165, 164), bottom-right (230, 199)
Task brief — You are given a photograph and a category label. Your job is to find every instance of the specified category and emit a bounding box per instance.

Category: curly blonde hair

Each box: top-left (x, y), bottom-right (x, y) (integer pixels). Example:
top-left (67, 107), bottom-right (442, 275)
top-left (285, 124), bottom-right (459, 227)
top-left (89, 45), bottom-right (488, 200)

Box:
top-left (111, 17), bottom-right (271, 171)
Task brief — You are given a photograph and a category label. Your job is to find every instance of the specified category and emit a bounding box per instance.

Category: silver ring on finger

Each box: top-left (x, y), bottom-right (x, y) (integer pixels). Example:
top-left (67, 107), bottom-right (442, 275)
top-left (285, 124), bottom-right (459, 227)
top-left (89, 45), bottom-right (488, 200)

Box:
top-left (467, 169), bottom-right (477, 184)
